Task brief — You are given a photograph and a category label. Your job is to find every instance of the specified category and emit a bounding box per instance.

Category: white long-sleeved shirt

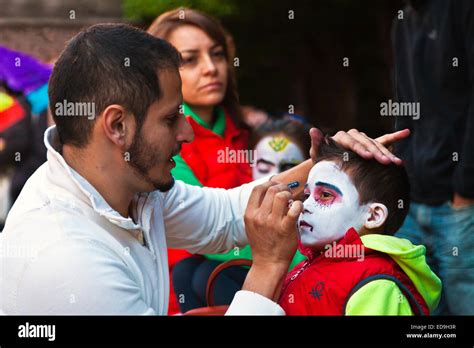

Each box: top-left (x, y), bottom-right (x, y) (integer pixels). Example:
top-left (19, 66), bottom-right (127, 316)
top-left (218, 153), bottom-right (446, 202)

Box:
top-left (0, 125), bottom-right (284, 315)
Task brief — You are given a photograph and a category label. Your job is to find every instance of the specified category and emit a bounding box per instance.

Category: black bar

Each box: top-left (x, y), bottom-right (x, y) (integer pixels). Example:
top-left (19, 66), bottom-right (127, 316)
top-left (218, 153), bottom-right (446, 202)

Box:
top-left (0, 315), bottom-right (472, 345)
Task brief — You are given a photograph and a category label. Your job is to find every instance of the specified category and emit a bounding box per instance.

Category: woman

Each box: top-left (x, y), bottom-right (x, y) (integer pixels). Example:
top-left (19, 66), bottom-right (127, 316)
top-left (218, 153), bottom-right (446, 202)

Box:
top-left (148, 8), bottom-right (250, 188)
top-left (148, 8), bottom-right (253, 314)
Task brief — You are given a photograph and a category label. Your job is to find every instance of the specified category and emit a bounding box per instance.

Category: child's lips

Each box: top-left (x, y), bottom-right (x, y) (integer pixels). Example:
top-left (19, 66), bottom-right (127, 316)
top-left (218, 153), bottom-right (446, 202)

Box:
top-left (299, 220), bottom-right (313, 232)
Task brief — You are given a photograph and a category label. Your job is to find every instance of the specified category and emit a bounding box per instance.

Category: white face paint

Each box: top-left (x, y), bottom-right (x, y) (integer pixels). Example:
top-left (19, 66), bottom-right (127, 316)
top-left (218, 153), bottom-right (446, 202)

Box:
top-left (298, 161), bottom-right (369, 249)
top-left (252, 135), bottom-right (305, 180)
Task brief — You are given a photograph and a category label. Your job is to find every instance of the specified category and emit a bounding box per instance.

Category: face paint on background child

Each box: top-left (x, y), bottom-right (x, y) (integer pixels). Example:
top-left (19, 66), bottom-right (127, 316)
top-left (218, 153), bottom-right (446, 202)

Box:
top-left (252, 135), bottom-right (305, 179)
top-left (298, 161), bottom-right (370, 250)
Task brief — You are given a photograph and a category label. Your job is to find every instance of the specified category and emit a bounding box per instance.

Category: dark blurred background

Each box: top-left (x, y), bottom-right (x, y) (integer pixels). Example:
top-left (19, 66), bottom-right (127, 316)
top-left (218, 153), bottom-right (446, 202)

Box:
top-left (0, 0), bottom-right (404, 136)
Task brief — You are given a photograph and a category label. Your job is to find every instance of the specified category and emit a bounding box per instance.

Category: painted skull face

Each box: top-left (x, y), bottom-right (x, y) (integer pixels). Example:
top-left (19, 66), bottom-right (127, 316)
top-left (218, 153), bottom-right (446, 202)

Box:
top-left (298, 161), bottom-right (369, 249)
top-left (253, 135), bottom-right (305, 179)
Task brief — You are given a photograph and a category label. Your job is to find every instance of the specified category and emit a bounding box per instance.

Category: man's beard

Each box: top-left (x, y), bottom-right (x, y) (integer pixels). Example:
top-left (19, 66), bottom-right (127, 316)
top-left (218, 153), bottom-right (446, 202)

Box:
top-left (126, 128), bottom-right (175, 192)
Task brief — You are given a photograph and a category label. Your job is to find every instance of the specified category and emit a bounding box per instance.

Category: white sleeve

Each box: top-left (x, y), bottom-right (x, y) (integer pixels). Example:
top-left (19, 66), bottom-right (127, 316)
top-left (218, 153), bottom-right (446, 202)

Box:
top-left (162, 176), bottom-right (270, 254)
top-left (14, 239), bottom-right (156, 315)
top-left (225, 290), bottom-right (286, 315)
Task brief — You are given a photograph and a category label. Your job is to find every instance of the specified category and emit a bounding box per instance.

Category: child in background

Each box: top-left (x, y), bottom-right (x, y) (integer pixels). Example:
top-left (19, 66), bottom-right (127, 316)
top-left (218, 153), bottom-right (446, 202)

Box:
top-left (279, 136), bottom-right (441, 315)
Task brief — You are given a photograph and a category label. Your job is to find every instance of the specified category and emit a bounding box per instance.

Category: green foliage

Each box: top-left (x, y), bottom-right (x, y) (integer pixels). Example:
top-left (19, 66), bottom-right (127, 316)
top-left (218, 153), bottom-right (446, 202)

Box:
top-left (123, 0), bottom-right (238, 22)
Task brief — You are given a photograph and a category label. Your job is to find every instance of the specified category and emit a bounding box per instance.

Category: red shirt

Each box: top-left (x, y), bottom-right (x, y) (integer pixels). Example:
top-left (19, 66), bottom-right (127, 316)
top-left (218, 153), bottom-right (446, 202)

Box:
top-left (180, 111), bottom-right (252, 188)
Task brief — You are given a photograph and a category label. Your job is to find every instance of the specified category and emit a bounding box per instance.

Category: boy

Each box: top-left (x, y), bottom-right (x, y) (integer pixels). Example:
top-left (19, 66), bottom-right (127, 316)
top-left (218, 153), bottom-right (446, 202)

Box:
top-left (279, 137), bottom-right (442, 315)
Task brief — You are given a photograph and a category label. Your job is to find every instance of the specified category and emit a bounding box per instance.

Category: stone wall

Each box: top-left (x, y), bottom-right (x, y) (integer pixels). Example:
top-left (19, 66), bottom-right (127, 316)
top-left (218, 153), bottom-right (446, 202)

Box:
top-left (0, 0), bottom-right (123, 62)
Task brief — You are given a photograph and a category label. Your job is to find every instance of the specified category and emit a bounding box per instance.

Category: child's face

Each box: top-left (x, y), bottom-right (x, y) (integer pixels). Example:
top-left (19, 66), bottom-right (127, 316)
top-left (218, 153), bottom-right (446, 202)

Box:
top-left (253, 135), bottom-right (305, 180)
top-left (298, 161), bottom-right (369, 249)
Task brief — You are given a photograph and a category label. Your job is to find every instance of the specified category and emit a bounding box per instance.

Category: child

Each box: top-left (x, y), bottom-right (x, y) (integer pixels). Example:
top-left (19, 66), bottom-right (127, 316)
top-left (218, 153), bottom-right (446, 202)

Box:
top-left (278, 137), bottom-right (442, 315)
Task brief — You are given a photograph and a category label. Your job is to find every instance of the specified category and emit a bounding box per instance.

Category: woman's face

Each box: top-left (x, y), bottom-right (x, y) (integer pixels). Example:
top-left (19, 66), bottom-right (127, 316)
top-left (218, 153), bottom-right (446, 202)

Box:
top-left (167, 25), bottom-right (228, 108)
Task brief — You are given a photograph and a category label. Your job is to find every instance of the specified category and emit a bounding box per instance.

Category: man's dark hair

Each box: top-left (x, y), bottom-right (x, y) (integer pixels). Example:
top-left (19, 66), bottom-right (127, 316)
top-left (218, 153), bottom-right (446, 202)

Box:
top-left (316, 136), bottom-right (410, 235)
top-left (48, 23), bottom-right (181, 147)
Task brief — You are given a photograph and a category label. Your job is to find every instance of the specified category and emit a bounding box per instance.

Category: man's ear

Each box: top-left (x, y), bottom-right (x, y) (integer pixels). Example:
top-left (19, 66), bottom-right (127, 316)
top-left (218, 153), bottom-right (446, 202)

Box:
top-left (363, 203), bottom-right (388, 230)
top-left (101, 104), bottom-right (131, 148)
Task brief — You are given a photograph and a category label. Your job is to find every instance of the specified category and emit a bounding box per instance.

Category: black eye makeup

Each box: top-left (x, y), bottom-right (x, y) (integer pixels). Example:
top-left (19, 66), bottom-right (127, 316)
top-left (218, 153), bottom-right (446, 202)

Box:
top-left (256, 159), bottom-right (275, 174)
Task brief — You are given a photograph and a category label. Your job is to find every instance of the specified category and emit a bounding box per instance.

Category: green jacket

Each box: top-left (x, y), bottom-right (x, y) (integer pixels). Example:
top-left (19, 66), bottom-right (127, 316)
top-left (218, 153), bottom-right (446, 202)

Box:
top-left (345, 234), bottom-right (442, 315)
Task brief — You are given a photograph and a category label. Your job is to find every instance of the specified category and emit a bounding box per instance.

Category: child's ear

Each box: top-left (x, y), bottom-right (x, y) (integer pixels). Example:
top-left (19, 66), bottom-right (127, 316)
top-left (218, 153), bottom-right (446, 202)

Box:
top-left (364, 203), bottom-right (388, 230)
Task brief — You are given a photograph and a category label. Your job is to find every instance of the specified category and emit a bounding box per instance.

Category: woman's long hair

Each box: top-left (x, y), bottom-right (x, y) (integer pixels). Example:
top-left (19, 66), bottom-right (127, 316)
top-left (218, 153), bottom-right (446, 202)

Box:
top-left (148, 8), bottom-right (244, 127)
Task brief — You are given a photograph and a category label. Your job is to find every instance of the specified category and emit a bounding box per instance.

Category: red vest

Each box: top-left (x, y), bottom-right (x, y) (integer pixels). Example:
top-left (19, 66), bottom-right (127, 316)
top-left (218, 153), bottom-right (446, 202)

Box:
top-left (180, 112), bottom-right (252, 189)
top-left (279, 228), bottom-right (429, 315)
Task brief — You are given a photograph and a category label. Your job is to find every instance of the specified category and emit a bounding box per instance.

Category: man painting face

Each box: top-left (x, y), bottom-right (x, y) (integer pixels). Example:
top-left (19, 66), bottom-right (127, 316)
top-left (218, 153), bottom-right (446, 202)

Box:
top-left (298, 161), bottom-right (370, 250)
top-left (253, 135), bottom-right (305, 179)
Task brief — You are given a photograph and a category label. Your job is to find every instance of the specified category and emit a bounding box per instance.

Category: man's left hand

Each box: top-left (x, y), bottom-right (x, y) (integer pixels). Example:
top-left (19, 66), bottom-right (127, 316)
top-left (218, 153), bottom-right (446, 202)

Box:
top-left (309, 128), bottom-right (411, 166)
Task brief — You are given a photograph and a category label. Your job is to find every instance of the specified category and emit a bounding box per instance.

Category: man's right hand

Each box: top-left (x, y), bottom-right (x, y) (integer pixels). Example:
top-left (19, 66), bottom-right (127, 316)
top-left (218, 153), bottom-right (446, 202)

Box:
top-left (241, 180), bottom-right (303, 302)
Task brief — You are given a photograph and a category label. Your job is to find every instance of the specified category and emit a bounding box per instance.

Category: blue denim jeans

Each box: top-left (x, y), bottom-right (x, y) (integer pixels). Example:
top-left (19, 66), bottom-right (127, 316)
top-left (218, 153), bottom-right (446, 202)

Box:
top-left (396, 201), bottom-right (474, 314)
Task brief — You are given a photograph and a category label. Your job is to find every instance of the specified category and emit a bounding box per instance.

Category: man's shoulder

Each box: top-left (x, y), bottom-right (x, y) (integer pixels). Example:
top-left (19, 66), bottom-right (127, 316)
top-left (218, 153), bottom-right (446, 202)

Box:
top-left (3, 175), bottom-right (115, 252)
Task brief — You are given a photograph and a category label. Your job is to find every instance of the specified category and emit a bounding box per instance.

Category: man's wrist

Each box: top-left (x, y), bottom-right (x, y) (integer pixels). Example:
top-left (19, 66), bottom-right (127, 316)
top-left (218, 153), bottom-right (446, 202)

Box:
top-left (242, 262), bottom-right (289, 302)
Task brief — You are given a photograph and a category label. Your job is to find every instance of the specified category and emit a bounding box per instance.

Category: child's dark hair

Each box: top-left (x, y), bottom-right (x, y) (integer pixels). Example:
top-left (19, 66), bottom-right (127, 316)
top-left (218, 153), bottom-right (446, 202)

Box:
top-left (317, 136), bottom-right (410, 235)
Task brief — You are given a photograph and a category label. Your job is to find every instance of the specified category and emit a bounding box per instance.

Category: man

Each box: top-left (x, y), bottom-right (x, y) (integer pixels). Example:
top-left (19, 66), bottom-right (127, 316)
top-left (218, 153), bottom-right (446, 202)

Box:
top-left (0, 24), bottom-right (407, 315)
top-left (393, 0), bottom-right (474, 314)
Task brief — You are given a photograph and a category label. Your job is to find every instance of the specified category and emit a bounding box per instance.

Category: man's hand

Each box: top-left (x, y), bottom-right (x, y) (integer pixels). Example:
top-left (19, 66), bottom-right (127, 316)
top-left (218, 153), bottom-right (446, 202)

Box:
top-left (242, 180), bottom-right (303, 301)
top-left (452, 193), bottom-right (474, 208)
top-left (309, 127), bottom-right (411, 165)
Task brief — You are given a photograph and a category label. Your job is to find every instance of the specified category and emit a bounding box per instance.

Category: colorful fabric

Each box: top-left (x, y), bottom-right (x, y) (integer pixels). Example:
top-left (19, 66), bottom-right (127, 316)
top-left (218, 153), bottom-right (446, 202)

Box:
top-left (26, 83), bottom-right (49, 114)
top-left (172, 154), bottom-right (202, 186)
top-left (279, 228), bottom-right (441, 315)
top-left (0, 93), bottom-right (25, 133)
top-left (360, 232), bottom-right (442, 313)
top-left (0, 93), bottom-right (14, 112)
top-left (174, 104), bottom-right (252, 189)
top-left (0, 45), bottom-right (51, 114)
top-left (0, 45), bottom-right (52, 94)
top-left (182, 102), bottom-right (226, 135)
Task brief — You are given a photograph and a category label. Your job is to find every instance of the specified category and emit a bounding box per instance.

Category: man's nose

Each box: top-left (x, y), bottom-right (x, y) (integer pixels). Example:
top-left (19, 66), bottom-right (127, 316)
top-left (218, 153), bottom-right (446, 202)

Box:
top-left (176, 114), bottom-right (194, 144)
